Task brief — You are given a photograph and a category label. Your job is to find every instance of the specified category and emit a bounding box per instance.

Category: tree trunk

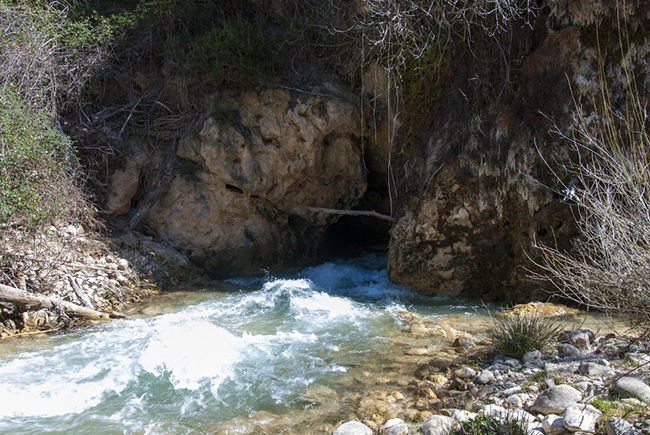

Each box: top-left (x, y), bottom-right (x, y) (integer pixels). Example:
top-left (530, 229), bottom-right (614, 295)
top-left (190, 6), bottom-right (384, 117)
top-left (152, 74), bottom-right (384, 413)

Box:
top-left (0, 283), bottom-right (114, 321)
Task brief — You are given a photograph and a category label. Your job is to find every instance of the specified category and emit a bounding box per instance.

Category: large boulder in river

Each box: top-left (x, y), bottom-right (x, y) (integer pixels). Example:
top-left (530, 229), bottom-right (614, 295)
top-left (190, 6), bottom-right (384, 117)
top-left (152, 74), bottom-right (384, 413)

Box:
top-left (112, 85), bottom-right (367, 272)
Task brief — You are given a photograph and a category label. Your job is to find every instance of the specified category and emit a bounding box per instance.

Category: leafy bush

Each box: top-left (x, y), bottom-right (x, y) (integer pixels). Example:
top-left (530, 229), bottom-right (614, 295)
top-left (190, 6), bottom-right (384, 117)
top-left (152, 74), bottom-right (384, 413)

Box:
top-left (488, 311), bottom-right (565, 359)
top-left (0, 89), bottom-right (89, 230)
top-left (450, 415), bottom-right (527, 435)
top-left (188, 16), bottom-right (277, 91)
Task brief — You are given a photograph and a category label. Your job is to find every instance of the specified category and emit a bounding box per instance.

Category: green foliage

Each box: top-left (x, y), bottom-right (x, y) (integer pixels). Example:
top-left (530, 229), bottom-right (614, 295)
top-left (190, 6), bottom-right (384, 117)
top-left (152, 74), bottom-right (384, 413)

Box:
top-left (187, 16), bottom-right (277, 92)
top-left (0, 0), bottom-right (136, 114)
top-left (450, 415), bottom-right (527, 435)
top-left (0, 90), bottom-right (86, 230)
top-left (488, 312), bottom-right (565, 359)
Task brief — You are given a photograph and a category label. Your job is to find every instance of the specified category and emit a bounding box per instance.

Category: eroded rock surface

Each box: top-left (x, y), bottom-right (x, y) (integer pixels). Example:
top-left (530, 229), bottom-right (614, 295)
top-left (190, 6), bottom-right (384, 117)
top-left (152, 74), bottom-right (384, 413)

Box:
top-left (110, 86), bottom-right (368, 272)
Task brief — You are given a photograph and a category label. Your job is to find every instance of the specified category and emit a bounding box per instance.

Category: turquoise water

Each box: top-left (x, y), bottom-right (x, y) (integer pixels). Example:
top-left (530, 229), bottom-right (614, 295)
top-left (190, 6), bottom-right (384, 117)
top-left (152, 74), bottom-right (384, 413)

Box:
top-left (0, 254), bottom-right (478, 435)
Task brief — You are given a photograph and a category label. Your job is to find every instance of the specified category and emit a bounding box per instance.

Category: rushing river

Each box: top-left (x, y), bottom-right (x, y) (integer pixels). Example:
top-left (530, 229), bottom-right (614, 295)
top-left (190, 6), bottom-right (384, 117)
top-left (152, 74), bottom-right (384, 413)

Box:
top-left (0, 254), bottom-right (482, 435)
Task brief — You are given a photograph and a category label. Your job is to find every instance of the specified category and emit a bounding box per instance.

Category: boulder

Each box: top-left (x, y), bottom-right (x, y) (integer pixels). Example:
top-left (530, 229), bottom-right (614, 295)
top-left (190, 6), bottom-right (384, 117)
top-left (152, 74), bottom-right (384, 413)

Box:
top-left (563, 404), bottom-right (601, 433)
top-left (381, 418), bottom-right (408, 435)
top-left (615, 377), bottom-right (650, 402)
top-left (419, 415), bottom-right (456, 435)
top-left (140, 86), bottom-right (367, 272)
top-left (530, 385), bottom-right (582, 415)
top-left (333, 421), bottom-right (373, 435)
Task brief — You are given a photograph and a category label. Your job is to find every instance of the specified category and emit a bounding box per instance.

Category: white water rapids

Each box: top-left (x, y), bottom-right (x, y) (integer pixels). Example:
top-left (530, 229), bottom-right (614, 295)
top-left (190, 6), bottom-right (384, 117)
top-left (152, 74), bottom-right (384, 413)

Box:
top-left (0, 254), bottom-right (479, 435)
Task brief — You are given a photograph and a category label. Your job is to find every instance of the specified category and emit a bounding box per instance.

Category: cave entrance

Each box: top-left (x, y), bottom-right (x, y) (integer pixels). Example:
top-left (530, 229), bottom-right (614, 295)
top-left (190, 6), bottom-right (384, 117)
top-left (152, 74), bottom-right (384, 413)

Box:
top-left (317, 180), bottom-right (391, 260)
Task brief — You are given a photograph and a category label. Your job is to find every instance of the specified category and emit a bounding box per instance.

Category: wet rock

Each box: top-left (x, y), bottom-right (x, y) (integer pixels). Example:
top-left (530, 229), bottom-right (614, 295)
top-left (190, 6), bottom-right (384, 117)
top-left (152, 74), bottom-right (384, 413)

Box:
top-left (606, 417), bottom-right (642, 435)
top-left (543, 415), bottom-right (569, 435)
top-left (332, 421), bottom-right (373, 435)
top-left (381, 418), bottom-right (408, 435)
top-left (557, 343), bottom-right (581, 357)
top-left (419, 415), bottom-right (456, 435)
top-left (475, 369), bottom-right (495, 385)
top-left (563, 403), bottom-right (601, 433)
top-left (530, 385), bottom-right (582, 415)
top-left (615, 377), bottom-right (650, 402)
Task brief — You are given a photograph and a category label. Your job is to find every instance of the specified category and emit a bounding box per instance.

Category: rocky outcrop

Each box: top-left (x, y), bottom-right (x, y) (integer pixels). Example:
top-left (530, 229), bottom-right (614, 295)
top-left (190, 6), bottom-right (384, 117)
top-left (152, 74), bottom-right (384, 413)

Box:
top-left (387, 2), bottom-right (650, 300)
top-left (108, 85), bottom-right (368, 272)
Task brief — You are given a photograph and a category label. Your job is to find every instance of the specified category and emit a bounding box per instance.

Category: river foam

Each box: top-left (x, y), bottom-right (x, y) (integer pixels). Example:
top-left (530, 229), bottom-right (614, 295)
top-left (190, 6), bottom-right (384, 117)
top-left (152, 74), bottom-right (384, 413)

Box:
top-left (0, 254), bottom-right (462, 434)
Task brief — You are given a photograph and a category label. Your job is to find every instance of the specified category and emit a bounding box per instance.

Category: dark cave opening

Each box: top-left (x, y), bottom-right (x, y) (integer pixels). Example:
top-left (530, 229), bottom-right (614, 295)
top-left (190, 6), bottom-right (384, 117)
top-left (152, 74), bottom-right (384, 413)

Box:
top-left (317, 182), bottom-right (392, 260)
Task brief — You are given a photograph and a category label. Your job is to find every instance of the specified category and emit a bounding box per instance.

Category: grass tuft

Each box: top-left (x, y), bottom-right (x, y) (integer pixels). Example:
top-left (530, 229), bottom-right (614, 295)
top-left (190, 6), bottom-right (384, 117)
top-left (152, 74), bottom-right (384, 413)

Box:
top-left (488, 311), bottom-right (565, 360)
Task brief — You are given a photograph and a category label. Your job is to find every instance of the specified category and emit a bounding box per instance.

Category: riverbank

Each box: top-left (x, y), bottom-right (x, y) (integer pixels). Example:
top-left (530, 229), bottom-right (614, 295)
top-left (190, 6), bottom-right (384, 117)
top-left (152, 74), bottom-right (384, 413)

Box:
top-left (331, 307), bottom-right (650, 435)
top-left (0, 224), bottom-right (205, 338)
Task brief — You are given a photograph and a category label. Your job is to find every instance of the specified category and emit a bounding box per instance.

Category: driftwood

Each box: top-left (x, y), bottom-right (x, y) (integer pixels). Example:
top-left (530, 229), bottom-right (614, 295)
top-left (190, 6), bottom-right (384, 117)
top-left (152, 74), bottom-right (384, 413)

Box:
top-left (302, 206), bottom-right (394, 222)
top-left (0, 283), bottom-right (114, 321)
top-left (68, 276), bottom-right (94, 309)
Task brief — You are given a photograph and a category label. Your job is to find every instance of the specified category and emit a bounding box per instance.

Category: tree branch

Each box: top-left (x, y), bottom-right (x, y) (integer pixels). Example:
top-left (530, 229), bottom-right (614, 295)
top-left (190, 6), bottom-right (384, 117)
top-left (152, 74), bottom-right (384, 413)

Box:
top-left (302, 206), bottom-right (394, 222)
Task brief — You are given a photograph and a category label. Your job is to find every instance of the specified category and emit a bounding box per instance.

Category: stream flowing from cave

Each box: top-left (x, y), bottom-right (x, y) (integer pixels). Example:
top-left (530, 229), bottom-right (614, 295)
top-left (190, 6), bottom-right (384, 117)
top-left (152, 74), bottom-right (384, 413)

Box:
top-left (0, 254), bottom-right (484, 435)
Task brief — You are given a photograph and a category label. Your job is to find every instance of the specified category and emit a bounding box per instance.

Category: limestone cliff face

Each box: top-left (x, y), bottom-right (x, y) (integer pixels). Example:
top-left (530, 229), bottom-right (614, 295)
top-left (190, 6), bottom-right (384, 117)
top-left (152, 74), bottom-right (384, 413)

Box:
top-left (387, 2), bottom-right (650, 301)
top-left (107, 86), bottom-right (368, 272)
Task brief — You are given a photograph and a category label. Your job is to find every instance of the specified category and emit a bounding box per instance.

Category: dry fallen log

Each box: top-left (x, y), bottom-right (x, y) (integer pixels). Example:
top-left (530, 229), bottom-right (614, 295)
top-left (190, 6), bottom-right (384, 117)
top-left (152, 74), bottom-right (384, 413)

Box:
top-left (302, 206), bottom-right (394, 222)
top-left (0, 283), bottom-right (114, 321)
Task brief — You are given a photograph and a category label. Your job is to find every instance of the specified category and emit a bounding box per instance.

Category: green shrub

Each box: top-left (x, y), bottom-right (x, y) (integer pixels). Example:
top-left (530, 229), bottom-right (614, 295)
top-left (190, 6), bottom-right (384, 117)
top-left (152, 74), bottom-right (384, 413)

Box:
top-left (488, 312), bottom-right (565, 359)
top-left (0, 89), bottom-right (88, 230)
top-left (450, 415), bottom-right (527, 435)
top-left (187, 15), bottom-right (277, 91)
